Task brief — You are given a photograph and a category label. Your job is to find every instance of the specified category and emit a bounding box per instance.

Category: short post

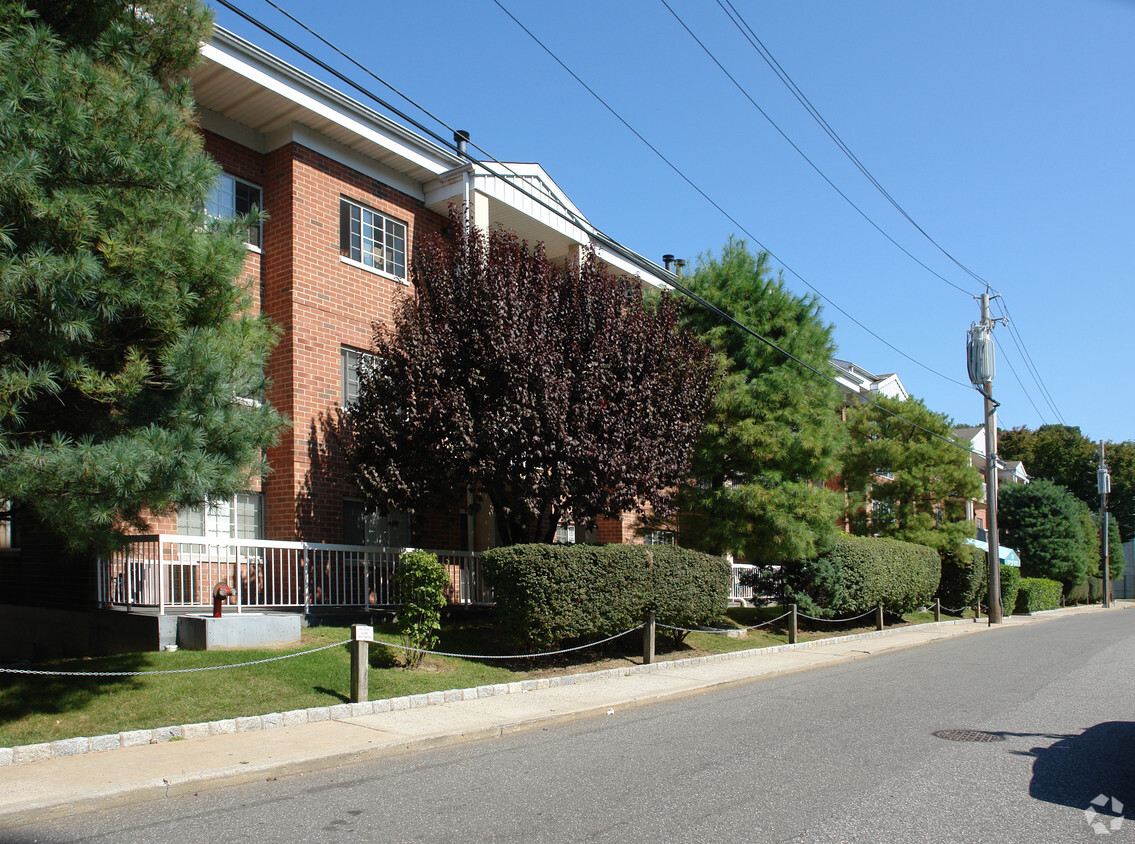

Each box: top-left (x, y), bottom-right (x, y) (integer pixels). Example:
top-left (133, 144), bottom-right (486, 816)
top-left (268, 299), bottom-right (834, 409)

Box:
top-left (351, 623), bottom-right (372, 703)
top-left (643, 609), bottom-right (655, 665)
top-left (934, 598), bottom-right (941, 622)
top-left (974, 601), bottom-right (982, 621)
top-left (875, 604), bottom-right (884, 631)
top-left (788, 603), bottom-right (798, 644)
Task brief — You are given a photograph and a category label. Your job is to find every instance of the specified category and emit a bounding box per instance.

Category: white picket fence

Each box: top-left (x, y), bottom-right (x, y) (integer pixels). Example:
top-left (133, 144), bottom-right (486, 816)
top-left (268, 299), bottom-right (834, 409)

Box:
top-left (99, 535), bottom-right (489, 614)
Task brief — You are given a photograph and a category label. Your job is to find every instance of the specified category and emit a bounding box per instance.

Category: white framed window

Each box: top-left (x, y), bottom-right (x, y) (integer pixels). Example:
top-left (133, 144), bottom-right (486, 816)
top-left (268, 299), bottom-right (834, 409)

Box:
top-left (642, 529), bottom-right (676, 546)
top-left (341, 346), bottom-right (375, 406)
top-left (340, 197), bottom-right (406, 279)
top-left (207, 173), bottom-right (262, 248)
top-left (178, 493), bottom-right (264, 540)
top-left (554, 523), bottom-right (576, 544)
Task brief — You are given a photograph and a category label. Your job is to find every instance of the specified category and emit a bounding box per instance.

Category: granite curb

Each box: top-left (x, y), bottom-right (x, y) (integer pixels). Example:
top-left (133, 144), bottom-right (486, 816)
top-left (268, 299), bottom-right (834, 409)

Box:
top-left (0, 615), bottom-right (994, 768)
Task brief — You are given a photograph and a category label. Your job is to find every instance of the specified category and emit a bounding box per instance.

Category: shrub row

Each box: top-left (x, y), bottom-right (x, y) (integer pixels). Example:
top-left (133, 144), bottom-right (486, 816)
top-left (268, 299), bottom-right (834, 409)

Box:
top-left (997, 564), bottom-right (1020, 618)
top-left (804, 534), bottom-right (941, 617)
top-left (937, 544), bottom-right (986, 609)
top-left (1016, 577), bottom-right (1062, 613)
top-left (481, 543), bottom-right (730, 650)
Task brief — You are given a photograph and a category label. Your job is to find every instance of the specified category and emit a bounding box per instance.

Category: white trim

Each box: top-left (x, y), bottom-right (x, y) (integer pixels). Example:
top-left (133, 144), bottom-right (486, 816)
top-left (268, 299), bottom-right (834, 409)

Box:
top-left (339, 255), bottom-right (408, 284)
top-left (200, 40), bottom-right (452, 178)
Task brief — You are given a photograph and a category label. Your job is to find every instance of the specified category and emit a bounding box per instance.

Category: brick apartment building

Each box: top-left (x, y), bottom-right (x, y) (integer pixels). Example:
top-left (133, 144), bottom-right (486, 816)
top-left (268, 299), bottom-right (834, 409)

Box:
top-left (159, 28), bottom-right (674, 554)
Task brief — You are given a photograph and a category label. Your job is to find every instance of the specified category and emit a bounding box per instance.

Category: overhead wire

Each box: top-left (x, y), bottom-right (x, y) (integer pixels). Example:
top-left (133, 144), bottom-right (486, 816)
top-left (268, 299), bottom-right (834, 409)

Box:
top-left (659, 0), bottom-right (975, 299)
top-left (488, 0), bottom-right (972, 391)
top-left (709, 0), bottom-right (1065, 422)
top-left (209, 0), bottom-right (988, 458)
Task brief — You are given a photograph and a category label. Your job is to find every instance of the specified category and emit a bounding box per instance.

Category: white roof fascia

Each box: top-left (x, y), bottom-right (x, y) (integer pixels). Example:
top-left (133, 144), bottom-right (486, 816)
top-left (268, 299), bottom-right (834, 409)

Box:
top-left (201, 35), bottom-right (459, 178)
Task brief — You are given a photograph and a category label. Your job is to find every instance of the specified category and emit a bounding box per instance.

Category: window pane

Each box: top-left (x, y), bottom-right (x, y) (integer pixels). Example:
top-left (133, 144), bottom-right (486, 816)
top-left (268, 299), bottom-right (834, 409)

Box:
top-left (178, 504), bottom-right (205, 536)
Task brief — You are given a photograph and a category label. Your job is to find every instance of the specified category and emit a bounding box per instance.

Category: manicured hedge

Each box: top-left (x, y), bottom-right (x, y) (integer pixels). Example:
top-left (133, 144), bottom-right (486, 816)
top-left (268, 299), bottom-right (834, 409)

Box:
top-left (997, 565), bottom-right (1020, 618)
top-left (482, 543), bottom-right (729, 649)
top-left (937, 544), bottom-right (986, 610)
top-left (1015, 577), bottom-right (1062, 613)
top-left (819, 534), bottom-right (941, 616)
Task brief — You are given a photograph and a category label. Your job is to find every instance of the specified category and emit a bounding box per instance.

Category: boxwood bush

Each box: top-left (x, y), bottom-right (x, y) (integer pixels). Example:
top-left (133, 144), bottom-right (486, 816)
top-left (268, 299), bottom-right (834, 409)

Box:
top-left (937, 544), bottom-right (986, 611)
top-left (482, 543), bottom-right (729, 650)
top-left (1015, 577), bottom-right (1062, 613)
top-left (811, 534), bottom-right (941, 616)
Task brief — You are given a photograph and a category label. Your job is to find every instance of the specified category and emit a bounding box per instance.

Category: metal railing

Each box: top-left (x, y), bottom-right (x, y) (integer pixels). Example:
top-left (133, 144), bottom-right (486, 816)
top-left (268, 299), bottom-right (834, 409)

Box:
top-left (730, 563), bottom-right (756, 603)
top-left (98, 535), bottom-right (489, 614)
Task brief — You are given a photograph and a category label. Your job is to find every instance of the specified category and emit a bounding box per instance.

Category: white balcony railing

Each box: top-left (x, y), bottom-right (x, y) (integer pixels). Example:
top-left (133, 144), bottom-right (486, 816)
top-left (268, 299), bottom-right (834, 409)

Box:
top-left (98, 535), bottom-right (489, 614)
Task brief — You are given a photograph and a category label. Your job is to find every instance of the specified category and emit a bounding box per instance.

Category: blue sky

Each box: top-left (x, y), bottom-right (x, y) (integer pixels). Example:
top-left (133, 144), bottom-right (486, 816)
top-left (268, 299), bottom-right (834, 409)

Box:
top-left (209, 0), bottom-right (1135, 445)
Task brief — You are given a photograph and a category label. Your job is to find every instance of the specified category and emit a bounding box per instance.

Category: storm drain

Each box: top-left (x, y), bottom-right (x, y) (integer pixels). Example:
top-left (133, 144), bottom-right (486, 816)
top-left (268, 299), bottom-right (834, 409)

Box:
top-left (932, 729), bottom-right (1006, 743)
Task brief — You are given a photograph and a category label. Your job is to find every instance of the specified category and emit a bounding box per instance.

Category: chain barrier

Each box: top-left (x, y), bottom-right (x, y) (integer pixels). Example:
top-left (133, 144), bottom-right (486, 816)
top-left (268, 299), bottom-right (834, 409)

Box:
top-left (656, 610), bottom-right (792, 635)
top-left (796, 608), bottom-right (878, 624)
top-left (371, 625), bottom-right (645, 660)
top-left (0, 640), bottom-right (351, 677)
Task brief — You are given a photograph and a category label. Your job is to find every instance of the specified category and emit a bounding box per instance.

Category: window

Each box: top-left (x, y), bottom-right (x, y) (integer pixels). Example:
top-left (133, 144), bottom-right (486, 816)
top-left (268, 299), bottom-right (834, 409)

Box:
top-left (178, 493), bottom-right (264, 539)
top-left (642, 529), bottom-right (676, 546)
top-left (343, 499), bottom-right (411, 547)
top-left (340, 198), bottom-right (406, 279)
top-left (341, 346), bottom-right (375, 406)
top-left (207, 173), bottom-right (262, 248)
top-left (554, 523), bottom-right (576, 544)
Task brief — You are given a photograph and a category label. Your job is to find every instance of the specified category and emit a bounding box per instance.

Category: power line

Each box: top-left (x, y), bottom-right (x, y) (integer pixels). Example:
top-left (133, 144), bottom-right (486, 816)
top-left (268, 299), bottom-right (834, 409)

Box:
top-left (488, 0), bottom-right (972, 391)
top-left (659, 0), bottom-right (975, 299)
top-left (992, 297), bottom-right (1065, 423)
top-left (209, 0), bottom-right (984, 459)
top-left (711, 0), bottom-right (1066, 424)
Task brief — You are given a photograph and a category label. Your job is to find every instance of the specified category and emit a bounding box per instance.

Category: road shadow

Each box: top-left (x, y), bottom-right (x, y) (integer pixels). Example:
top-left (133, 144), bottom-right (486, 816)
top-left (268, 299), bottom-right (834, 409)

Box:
top-left (1024, 721), bottom-right (1135, 818)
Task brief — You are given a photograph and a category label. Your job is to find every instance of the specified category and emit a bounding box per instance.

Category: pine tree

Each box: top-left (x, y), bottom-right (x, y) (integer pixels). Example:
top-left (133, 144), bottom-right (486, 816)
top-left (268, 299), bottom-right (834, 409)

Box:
top-left (0, 1), bottom-right (284, 551)
top-left (676, 240), bottom-right (846, 567)
top-left (841, 396), bottom-right (982, 551)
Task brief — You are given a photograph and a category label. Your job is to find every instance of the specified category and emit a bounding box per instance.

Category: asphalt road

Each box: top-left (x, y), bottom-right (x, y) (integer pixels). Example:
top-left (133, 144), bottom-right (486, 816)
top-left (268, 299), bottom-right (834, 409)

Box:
top-left (11, 610), bottom-right (1135, 843)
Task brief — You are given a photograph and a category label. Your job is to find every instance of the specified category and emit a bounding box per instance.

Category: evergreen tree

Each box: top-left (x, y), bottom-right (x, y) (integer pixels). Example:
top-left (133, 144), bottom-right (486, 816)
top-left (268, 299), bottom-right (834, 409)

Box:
top-left (999, 479), bottom-right (1097, 594)
top-left (343, 218), bottom-right (717, 546)
top-left (676, 240), bottom-right (846, 567)
top-left (0, 1), bottom-right (284, 551)
top-left (841, 396), bottom-right (982, 551)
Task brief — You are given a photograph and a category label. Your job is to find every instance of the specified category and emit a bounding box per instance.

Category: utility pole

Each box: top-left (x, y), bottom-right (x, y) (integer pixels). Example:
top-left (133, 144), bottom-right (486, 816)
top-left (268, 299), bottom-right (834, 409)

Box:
top-left (1099, 441), bottom-right (1111, 608)
top-left (967, 291), bottom-right (1003, 624)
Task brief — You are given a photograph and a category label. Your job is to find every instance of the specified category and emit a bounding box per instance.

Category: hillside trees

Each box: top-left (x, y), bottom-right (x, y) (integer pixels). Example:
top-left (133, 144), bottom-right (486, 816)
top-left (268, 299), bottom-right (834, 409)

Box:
top-left (0, 0), bottom-right (284, 551)
top-left (675, 240), bottom-right (846, 567)
top-left (841, 396), bottom-right (981, 551)
top-left (342, 219), bottom-right (717, 546)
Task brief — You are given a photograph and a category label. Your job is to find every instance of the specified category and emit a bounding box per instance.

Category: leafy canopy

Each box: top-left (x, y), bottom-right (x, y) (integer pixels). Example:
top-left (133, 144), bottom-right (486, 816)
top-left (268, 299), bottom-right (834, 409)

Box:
top-left (343, 217), bottom-right (717, 545)
top-left (841, 395), bottom-right (981, 552)
top-left (676, 239), bottom-right (846, 566)
top-left (0, 0), bottom-right (284, 550)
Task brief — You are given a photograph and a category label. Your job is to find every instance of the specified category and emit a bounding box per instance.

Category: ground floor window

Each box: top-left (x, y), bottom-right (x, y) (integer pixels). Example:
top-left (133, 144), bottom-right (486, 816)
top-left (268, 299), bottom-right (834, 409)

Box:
top-left (642, 529), bottom-right (676, 546)
top-left (178, 493), bottom-right (264, 540)
top-left (343, 499), bottom-right (411, 547)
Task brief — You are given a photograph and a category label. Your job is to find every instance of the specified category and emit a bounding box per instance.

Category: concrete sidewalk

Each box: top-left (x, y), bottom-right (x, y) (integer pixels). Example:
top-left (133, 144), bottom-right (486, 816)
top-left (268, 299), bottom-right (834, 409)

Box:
top-left (0, 604), bottom-right (1125, 826)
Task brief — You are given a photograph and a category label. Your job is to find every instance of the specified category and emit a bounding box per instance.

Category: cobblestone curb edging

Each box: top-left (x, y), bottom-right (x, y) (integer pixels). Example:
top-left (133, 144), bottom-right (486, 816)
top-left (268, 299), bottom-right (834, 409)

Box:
top-left (0, 614), bottom-right (1013, 768)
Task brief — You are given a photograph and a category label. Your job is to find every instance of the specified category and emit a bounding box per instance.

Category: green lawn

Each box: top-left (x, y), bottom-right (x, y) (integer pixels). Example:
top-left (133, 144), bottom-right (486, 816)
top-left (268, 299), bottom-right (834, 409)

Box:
top-left (0, 608), bottom-right (945, 747)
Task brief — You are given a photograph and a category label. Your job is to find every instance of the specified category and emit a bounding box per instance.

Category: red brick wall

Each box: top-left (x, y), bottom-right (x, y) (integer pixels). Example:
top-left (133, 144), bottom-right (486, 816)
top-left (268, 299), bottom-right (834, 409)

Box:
top-left (201, 136), bottom-right (449, 544)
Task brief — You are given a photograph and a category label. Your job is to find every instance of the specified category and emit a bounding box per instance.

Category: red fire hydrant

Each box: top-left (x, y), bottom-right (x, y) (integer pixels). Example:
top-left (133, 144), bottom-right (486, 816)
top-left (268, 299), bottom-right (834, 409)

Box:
top-left (213, 582), bottom-right (233, 618)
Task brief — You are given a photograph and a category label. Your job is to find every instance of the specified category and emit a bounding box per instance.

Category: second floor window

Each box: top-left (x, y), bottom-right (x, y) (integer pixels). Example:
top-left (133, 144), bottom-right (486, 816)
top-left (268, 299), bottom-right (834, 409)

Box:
top-left (207, 173), bottom-right (262, 248)
top-left (340, 198), bottom-right (406, 279)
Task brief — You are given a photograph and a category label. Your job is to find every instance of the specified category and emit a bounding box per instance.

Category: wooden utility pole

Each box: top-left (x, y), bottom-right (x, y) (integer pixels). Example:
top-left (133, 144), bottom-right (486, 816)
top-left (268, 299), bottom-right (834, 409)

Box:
top-left (1099, 441), bottom-right (1111, 608)
top-left (968, 292), bottom-right (1002, 624)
